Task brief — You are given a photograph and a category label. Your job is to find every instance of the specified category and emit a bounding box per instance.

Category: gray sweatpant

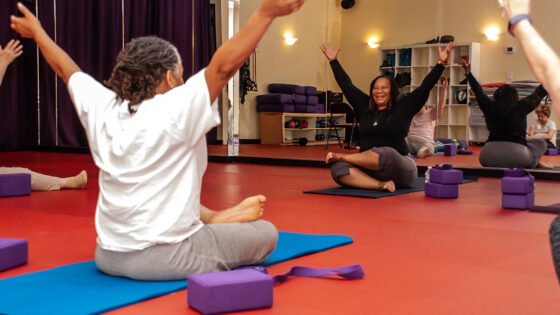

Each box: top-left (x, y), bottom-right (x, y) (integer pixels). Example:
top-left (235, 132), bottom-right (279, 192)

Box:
top-left (95, 220), bottom-right (278, 281)
top-left (406, 135), bottom-right (436, 156)
top-left (479, 139), bottom-right (547, 169)
top-left (0, 167), bottom-right (64, 191)
top-left (330, 146), bottom-right (418, 188)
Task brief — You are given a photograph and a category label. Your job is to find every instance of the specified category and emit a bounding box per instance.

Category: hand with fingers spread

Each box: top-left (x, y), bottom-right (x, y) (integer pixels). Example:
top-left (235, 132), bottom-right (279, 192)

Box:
top-left (257, 0), bottom-right (305, 19)
top-left (437, 42), bottom-right (456, 65)
top-left (459, 58), bottom-right (471, 74)
top-left (320, 43), bottom-right (340, 61)
top-left (0, 39), bottom-right (24, 86)
top-left (0, 39), bottom-right (23, 66)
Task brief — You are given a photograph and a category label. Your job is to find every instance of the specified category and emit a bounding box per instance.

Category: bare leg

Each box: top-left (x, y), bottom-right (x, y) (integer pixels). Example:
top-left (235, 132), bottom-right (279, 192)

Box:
top-left (0, 167), bottom-right (87, 191)
top-left (338, 168), bottom-right (395, 192)
top-left (201, 195), bottom-right (266, 224)
top-left (538, 160), bottom-right (554, 169)
top-left (326, 150), bottom-right (381, 171)
top-left (59, 170), bottom-right (88, 189)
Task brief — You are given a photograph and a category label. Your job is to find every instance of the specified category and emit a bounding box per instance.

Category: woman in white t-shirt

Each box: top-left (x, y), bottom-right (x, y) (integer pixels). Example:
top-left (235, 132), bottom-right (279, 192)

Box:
top-left (406, 78), bottom-right (448, 158)
top-left (10, 0), bottom-right (305, 280)
top-left (528, 104), bottom-right (557, 148)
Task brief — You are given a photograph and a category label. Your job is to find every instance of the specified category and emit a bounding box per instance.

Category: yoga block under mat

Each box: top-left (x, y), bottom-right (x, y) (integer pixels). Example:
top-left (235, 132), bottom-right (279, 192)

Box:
top-left (0, 238), bottom-right (28, 271)
top-left (429, 168), bottom-right (463, 185)
top-left (501, 174), bottom-right (534, 194)
top-left (0, 173), bottom-right (31, 197)
top-left (545, 148), bottom-right (558, 156)
top-left (443, 144), bottom-right (457, 156)
top-left (188, 269), bottom-right (273, 314)
top-left (502, 191), bottom-right (534, 210)
top-left (424, 182), bottom-right (458, 199)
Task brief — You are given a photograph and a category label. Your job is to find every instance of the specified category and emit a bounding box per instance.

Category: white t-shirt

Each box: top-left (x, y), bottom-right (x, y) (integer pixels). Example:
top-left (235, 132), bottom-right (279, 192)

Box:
top-left (407, 106), bottom-right (437, 142)
top-left (67, 69), bottom-right (220, 252)
top-left (534, 120), bottom-right (557, 144)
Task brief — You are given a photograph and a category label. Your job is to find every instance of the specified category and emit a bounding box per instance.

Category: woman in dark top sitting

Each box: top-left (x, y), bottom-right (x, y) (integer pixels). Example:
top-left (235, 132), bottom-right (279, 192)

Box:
top-left (460, 59), bottom-right (550, 169)
top-left (320, 42), bottom-right (455, 192)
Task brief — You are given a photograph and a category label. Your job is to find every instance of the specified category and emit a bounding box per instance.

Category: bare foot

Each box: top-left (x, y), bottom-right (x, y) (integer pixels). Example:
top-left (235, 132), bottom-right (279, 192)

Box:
top-left (381, 180), bottom-right (396, 192)
top-left (209, 195), bottom-right (266, 224)
top-left (538, 161), bottom-right (554, 169)
top-left (325, 152), bottom-right (344, 164)
top-left (62, 170), bottom-right (88, 189)
top-left (416, 146), bottom-right (431, 158)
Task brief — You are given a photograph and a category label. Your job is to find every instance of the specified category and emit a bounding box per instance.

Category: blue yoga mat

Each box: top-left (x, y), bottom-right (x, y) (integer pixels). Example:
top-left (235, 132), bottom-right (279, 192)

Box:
top-left (304, 176), bottom-right (479, 198)
top-left (0, 232), bottom-right (352, 315)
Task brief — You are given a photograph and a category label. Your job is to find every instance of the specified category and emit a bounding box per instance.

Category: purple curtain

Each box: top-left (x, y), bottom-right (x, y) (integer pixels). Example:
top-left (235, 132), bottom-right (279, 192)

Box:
top-left (0, 0), bottom-right (38, 150)
top-left (0, 0), bottom-right (212, 151)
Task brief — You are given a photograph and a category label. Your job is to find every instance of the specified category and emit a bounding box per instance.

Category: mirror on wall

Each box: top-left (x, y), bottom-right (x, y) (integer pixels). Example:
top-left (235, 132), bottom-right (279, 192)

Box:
top-left (215, 0), bottom-right (560, 174)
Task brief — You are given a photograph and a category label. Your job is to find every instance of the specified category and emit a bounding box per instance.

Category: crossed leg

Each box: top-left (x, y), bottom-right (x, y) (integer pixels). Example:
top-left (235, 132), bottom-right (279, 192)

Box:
top-left (326, 151), bottom-right (396, 192)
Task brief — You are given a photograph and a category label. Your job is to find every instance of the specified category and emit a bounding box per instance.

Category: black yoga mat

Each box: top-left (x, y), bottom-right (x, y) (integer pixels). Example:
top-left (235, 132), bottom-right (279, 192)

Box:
top-left (304, 176), bottom-right (478, 199)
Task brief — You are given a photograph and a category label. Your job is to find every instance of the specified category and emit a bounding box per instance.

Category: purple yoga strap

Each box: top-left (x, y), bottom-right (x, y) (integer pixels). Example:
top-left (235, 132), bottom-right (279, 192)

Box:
top-left (434, 163), bottom-right (453, 170)
top-left (271, 264), bottom-right (364, 284)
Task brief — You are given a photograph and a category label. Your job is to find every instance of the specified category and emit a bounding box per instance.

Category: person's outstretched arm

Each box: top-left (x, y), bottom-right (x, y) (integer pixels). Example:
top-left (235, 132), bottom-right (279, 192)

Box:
top-left (319, 43), bottom-right (369, 111)
top-left (437, 78), bottom-right (448, 118)
top-left (0, 39), bottom-right (23, 86)
top-left (205, 0), bottom-right (304, 103)
top-left (460, 58), bottom-right (493, 113)
top-left (10, 2), bottom-right (79, 84)
top-left (517, 85), bottom-right (547, 115)
top-left (500, 0), bottom-right (560, 117)
top-left (403, 42), bottom-right (455, 116)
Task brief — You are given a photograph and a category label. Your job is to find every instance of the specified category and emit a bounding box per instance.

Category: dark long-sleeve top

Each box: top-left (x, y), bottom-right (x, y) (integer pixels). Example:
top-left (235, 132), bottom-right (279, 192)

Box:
top-left (466, 73), bottom-right (547, 145)
top-left (329, 59), bottom-right (445, 155)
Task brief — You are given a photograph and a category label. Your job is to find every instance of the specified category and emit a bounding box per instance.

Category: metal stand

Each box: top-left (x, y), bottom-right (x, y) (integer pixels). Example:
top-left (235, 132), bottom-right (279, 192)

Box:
top-left (324, 111), bottom-right (343, 149)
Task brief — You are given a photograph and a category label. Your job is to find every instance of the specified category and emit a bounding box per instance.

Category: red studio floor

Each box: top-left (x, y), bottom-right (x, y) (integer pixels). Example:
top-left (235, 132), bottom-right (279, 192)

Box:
top-left (1, 149), bottom-right (560, 314)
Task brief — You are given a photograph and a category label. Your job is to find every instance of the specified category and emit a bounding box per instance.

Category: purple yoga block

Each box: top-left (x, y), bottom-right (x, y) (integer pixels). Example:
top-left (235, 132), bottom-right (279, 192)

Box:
top-left (501, 175), bottom-right (534, 194)
top-left (443, 144), bottom-right (457, 156)
top-left (0, 238), bottom-right (28, 271)
top-left (429, 168), bottom-right (463, 185)
top-left (0, 173), bottom-right (32, 197)
top-left (545, 148), bottom-right (558, 156)
top-left (188, 269), bottom-right (273, 314)
top-left (256, 103), bottom-right (295, 113)
top-left (502, 191), bottom-right (534, 210)
top-left (304, 86), bottom-right (317, 96)
top-left (425, 182), bottom-right (459, 199)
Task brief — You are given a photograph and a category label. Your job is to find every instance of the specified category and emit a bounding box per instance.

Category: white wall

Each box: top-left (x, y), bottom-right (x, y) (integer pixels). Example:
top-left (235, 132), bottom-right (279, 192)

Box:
top-left (237, 0), bottom-right (560, 139)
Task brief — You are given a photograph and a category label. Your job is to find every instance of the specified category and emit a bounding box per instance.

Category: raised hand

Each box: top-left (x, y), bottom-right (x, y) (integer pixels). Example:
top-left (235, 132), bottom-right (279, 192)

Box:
top-left (258, 0), bottom-right (305, 19)
top-left (498, 0), bottom-right (531, 21)
top-left (438, 42), bottom-right (456, 64)
top-left (320, 43), bottom-right (340, 61)
top-left (459, 58), bottom-right (470, 74)
top-left (0, 40), bottom-right (23, 66)
top-left (10, 2), bottom-right (43, 39)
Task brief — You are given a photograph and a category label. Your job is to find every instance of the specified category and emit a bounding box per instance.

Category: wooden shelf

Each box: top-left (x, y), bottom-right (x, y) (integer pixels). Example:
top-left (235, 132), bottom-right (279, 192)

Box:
top-left (260, 112), bottom-right (346, 145)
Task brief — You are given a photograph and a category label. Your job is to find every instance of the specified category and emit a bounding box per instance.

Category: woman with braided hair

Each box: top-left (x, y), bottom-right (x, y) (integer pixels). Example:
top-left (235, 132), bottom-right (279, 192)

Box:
top-left (11, 0), bottom-right (305, 280)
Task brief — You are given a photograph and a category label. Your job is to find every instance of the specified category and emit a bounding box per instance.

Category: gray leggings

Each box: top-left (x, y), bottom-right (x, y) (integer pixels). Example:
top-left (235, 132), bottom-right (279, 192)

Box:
top-left (479, 139), bottom-right (547, 169)
top-left (95, 220), bottom-right (278, 281)
top-left (330, 147), bottom-right (418, 188)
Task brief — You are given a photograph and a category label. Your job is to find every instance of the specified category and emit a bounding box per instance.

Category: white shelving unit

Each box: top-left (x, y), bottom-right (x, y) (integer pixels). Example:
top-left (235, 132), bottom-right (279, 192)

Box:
top-left (379, 42), bottom-right (483, 143)
top-left (259, 112), bottom-right (346, 145)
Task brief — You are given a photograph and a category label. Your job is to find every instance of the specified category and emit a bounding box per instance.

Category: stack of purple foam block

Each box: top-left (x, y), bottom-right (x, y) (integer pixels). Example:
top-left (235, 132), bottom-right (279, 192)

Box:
top-left (443, 144), bottom-right (457, 156)
top-left (0, 173), bottom-right (32, 197)
top-left (545, 148), bottom-right (558, 156)
top-left (424, 164), bottom-right (463, 199)
top-left (0, 238), bottom-right (28, 271)
top-left (501, 168), bottom-right (535, 210)
top-left (256, 83), bottom-right (325, 113)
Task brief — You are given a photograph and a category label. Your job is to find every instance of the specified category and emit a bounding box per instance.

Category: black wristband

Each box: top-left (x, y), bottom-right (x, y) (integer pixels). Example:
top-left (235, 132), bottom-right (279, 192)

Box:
top-left (508, 14), bottom-right (532, 36)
